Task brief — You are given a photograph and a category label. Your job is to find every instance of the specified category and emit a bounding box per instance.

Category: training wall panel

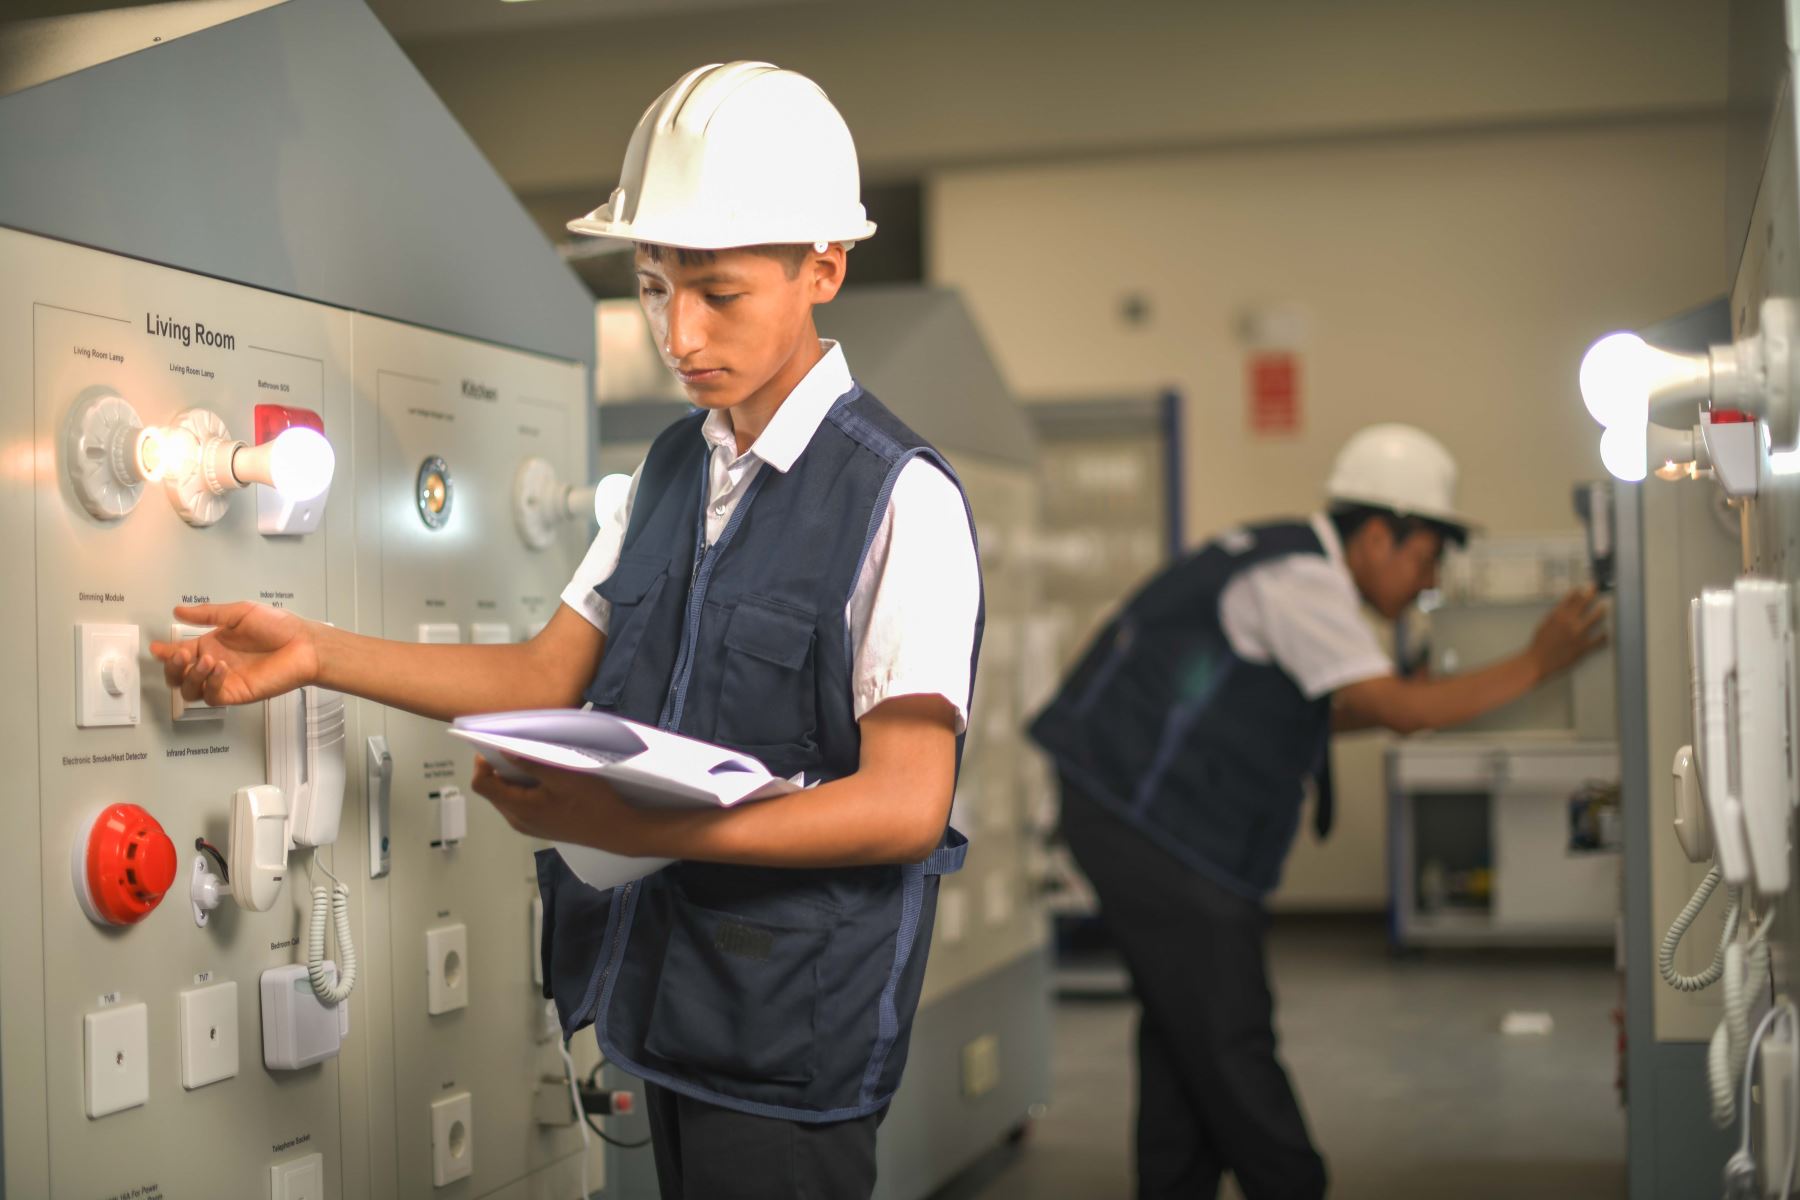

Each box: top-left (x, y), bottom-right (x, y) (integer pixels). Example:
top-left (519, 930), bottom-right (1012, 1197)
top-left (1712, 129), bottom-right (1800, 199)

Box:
top-left (347, 313), bottom-right (601, 1200)
top-left (0, 226), bottom-right (356, 1198)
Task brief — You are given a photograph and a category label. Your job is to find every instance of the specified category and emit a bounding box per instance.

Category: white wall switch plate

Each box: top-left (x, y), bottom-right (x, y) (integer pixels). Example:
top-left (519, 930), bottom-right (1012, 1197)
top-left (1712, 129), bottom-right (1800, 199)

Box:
top-left (84, 1001), bottom-right (148, 1118)
top-left (416, 622), bottom-right (460, 644)
top-left (431, 1091), bottom-right (474, 1186)
top-left (269, 1151), bottom-right (325, 1200)
top-left (168, 622), bottom-right (223, 722)
top-left (469, 622), bottom-right (511, 644)
top-left (75, 623), bottom-right (140, 727)
top-left (179, 980), bottom-right (239, 1089)
top-left (426, 924), bottom-right (469, 1015)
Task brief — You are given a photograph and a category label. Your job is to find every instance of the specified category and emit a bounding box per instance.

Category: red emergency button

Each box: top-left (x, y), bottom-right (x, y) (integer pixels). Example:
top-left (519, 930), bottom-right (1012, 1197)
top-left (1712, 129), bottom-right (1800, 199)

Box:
top-left (74, 803), bottom-right (178, 926)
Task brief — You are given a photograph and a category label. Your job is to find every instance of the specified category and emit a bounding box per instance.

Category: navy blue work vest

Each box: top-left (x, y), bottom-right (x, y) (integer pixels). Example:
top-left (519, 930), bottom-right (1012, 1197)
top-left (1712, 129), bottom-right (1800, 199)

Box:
top-left (1028, 521), bottom-right (1335, 899)
top-left (536, 385), bottom-right (982, 1122)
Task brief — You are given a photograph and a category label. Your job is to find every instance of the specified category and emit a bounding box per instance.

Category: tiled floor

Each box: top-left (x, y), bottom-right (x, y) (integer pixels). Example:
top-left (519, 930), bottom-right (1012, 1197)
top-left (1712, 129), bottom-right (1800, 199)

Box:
top-left (940, 919), bottom-right (1625, 1200)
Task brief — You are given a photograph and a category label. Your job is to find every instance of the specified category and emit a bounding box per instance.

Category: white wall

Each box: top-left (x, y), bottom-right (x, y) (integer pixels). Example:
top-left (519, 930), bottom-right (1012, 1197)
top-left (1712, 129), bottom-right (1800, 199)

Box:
top-left (928, 117), bottom-right (1728, 907)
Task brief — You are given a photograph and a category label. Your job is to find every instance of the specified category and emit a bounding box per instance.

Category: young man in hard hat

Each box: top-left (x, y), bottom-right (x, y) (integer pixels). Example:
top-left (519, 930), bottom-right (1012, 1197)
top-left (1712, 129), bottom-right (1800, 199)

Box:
top-left (1029, 423), bottom-right (1606, 1200)
top-left (152, 62), bottom-right (981, 1199)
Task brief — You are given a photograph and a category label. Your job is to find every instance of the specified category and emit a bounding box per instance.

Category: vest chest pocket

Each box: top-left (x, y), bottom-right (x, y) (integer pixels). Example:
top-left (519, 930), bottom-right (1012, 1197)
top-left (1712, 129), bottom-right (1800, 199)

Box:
top-left (587, 551), bottom-right (670, 707)
top-left (714, 596), bottom-right (818, 751)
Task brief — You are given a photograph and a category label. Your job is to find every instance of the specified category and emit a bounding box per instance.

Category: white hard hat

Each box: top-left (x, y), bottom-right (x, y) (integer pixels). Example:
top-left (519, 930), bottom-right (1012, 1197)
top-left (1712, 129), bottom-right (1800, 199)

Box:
top-left (1326, 423), bottom-right (1473, 533)
top-left (567, 61), bottom-right (877, 253)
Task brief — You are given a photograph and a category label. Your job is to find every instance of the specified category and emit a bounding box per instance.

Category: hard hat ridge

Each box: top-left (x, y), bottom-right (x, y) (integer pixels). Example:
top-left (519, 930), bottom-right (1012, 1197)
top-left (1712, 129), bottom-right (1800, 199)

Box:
top-left (568, 61), bottom-right (877, 254)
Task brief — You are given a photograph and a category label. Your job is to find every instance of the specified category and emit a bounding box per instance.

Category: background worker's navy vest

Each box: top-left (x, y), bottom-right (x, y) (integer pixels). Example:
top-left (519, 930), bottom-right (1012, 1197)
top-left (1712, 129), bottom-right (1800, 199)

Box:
top-left (536, 386), bottom-right (982, 1122)
top-left (1028, 521), bottom-right (1337, 899)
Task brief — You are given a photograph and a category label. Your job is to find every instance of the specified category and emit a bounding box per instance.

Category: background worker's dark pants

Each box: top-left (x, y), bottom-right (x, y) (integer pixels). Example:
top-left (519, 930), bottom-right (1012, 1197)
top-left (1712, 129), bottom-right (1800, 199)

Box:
top-left (644, 1080), bottom-right (884, 1200)
top-left (1061, 776), bottom-right (1328, 1200)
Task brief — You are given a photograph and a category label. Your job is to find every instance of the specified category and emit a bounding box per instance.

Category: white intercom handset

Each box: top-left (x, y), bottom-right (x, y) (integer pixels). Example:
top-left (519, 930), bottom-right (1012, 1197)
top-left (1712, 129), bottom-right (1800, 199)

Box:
top-left (266, 683), bottom-right (356, 1004)
top-left (1692, 582), bottom-right (1797, 896)
top-left (1697, 590), bottom-right (1755, 887)
top-left (1733, 580), bottom-right (1795, 895)
top-left (269, 686), bottom-right (348, 849)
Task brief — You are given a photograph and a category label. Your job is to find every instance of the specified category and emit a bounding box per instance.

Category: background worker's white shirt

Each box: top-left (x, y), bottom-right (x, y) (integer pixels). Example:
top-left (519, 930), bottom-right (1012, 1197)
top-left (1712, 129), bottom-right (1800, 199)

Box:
top-left (562, 340), bottom-right (981, 732)
top-left (1216, 513), bottom-right (1394, 700)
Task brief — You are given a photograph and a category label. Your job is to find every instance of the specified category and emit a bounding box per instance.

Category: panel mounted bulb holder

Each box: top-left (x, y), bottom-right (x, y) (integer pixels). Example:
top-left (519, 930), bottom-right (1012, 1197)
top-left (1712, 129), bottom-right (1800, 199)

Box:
top-left (72, 803), bottom-right (178, 926)
top-left (64, 389), bottom-right (150, 520)
top-left (512, 456), bottom-right (566, 550)
top-left (1580, 297), bottom-right (1800, 465)
top-left (160, 407), bottom-right (236, 527)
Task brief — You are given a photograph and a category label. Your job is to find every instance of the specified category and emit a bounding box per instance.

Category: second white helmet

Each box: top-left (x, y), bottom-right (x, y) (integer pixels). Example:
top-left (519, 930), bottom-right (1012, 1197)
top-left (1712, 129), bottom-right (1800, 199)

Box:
top-left (1326, 423), bottom-right (1472, 534)
top-left (567, 61), bottom-right (877, 253)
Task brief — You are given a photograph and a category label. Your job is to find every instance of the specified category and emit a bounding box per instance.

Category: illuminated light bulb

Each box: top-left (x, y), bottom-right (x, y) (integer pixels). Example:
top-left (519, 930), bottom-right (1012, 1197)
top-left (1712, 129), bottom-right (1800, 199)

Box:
top-left (230, 427), bottom-right (335, 501)
top-left (1579, 331), bottom-right (1716, 431)
top-left (1600, 425), bottom-right (1648, 482)
top-left (1580, 333), bottom-right (1653, 430)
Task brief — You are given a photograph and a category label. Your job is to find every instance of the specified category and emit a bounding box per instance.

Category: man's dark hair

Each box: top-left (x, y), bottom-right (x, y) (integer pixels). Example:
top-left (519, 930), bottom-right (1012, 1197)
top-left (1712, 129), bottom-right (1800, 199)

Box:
top-left (1329, 502), bottom-right (1468, 551)
top-left (635, 242), bottom-right (813, 279)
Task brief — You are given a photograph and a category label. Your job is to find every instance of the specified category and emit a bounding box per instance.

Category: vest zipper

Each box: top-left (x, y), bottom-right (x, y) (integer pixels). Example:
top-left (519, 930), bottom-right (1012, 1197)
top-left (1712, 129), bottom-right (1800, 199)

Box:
top-left (657, 462), bottom-right (770, 732)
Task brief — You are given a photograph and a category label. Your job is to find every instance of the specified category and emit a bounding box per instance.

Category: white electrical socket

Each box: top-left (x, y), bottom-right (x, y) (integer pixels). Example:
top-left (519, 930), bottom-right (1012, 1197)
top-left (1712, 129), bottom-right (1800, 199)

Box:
top-left (426, 924), bottom-right (469, 1015)
top-left (431, 1091), bottom-right (474, 1186)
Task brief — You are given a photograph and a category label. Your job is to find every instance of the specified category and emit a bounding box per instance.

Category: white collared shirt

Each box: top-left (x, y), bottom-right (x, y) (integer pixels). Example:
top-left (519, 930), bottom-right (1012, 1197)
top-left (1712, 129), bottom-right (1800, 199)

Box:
top-left (1216, 513), bottom-right (1394, 700)
top-left (561, 341), bottom-right (980, 731)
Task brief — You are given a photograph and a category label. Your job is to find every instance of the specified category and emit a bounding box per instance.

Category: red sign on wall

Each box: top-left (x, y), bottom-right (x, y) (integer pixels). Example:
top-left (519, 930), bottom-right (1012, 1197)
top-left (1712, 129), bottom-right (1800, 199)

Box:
top-left (1247, 351), bottom-right (1302, 435)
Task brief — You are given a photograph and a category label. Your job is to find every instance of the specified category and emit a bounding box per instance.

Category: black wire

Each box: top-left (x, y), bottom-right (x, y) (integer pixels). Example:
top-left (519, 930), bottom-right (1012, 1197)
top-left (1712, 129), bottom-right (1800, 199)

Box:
top-left (578, 1057), bottom-right (650, 1148)
top-left (195, 837), bottom-right (229, 883)
top-left (585, 1112), bottom-right (651, 1150)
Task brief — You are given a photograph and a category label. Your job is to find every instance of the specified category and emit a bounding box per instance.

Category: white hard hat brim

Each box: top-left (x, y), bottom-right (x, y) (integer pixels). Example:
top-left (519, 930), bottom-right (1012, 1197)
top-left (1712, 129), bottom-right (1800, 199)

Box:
top-left (1329, 491), bottom-right (1478, 536)
top-left (566, 207), bottom-right (879, 254)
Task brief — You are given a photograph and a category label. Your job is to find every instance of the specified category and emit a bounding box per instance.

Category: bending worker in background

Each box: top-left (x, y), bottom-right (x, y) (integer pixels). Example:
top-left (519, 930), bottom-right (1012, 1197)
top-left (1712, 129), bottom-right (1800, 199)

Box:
top-left (1028, 423), bottom-right (1607, 1200)
top-left (153, 62), bottom-right (982, 1200)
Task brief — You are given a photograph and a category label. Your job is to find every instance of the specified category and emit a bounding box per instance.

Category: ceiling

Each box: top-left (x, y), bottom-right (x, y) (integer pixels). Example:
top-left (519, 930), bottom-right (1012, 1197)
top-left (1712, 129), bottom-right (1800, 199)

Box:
top-left (365, 0), bottom-right (831, 41)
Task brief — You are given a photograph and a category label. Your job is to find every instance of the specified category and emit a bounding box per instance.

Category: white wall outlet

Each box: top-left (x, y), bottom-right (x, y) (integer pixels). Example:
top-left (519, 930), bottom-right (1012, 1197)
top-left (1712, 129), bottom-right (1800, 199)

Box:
top-left (75, 623), bottom-right (140, 727)
top-left (431, 1091), bottom-right (474, 1186)
top-left (179, 980), bottom-right (239, 1089)
top-left (84, 1002), bottom-right (148, 1118)
top-left (269, 1151), bottom-right (325, 1200)
top-left (426, 924), bottom-right (469, 1015)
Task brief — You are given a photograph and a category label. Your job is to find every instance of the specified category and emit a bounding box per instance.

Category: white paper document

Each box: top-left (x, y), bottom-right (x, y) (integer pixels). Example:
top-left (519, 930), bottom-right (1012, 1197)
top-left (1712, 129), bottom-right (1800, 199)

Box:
top-left (448, 708), bottom-right (801, 891)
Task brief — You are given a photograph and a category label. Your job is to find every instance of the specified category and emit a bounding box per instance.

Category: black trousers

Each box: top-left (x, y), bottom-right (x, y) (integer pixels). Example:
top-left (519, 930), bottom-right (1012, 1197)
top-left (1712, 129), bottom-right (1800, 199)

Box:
top-left (643, 1081), bottom-right (884, 1200)
top-left (1061, 777), bottom-right (1327, 1200)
